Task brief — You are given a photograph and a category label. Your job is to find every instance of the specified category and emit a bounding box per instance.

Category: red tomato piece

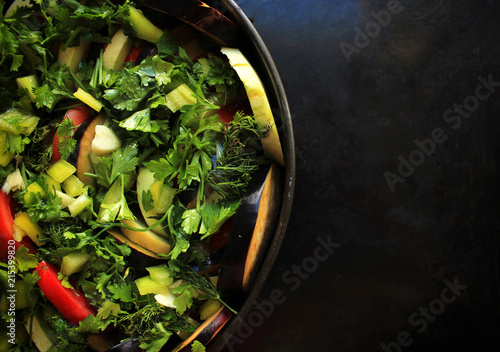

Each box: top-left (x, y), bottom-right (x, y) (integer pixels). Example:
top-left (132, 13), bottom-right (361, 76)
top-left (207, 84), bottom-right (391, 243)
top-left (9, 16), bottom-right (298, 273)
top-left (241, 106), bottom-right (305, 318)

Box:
top-left (216, 100), bottom-right (253, 126)
top-left (52, 105), bottom-right (93, 162)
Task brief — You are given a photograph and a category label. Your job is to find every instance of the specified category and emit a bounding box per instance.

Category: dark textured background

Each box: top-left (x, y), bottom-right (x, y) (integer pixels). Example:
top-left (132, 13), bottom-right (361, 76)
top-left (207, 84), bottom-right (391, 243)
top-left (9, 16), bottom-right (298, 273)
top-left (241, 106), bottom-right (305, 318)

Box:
top-left (223, 0), bottom-right (500, 351)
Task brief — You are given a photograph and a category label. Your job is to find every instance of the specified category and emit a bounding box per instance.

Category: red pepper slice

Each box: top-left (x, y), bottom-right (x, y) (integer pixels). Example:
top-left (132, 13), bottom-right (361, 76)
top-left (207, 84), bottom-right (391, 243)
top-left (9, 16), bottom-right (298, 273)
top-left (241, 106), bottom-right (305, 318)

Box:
top-left (34, 261), bottom-right (96, 325)
top-left (124, 43), bottom-right (145, 64)
top-left (2, 193), bottom-right (95, 325)
top-left (0, 191), bottom-right (36, 262)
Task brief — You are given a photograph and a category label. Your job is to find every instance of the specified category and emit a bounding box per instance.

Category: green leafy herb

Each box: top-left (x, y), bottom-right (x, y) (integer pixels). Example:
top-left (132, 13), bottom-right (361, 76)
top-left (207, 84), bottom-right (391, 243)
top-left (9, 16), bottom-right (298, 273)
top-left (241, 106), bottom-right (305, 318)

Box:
top-left (56, 117), bottom-right (79, 160)
top-left (97, 174), bottom-right (136, 223)
top-left (94, 144), bottom-right (139, 188)
top-left (207, 112), bottom-right (269, 200)
top-left (191, 340), bottom-right (206, 352)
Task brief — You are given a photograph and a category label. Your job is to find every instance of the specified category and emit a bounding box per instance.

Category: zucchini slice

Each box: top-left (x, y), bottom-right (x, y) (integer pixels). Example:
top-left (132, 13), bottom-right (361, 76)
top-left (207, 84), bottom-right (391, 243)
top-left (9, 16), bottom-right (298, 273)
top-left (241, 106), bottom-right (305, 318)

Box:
top-left (220, 47), bottom-right (285, 166)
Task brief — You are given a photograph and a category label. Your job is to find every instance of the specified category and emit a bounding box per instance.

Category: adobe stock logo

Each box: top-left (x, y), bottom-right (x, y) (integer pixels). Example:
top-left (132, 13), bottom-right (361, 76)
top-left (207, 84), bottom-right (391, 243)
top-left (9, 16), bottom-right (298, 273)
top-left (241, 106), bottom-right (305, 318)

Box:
top-left (340, 0), bottom-right (405, 63)
top-left (380, 278), bottom-right (467, 352)
top-left (384, 74), bottom-right (500, 192)
top-left (222, 235), bottom-right (341, 351)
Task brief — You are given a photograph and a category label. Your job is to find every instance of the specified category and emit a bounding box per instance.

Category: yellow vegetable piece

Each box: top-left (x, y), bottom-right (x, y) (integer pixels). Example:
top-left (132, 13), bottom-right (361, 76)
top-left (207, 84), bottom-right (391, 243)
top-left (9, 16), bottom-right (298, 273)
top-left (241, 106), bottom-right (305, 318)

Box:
top-left (73, 88), bottom-right (103, 112)
top-left (23, 182), bottom-right (46, 204)
top-left (14, 212), bottom-right (44, 246)
top-left (47, 160), bottom-right (76, 183)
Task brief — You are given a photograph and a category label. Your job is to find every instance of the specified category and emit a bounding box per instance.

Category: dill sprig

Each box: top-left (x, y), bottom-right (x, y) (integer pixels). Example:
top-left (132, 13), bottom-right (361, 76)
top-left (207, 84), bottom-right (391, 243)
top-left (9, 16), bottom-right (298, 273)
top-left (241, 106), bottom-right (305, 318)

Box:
top-left (207, 112), bottom-right (269, 200)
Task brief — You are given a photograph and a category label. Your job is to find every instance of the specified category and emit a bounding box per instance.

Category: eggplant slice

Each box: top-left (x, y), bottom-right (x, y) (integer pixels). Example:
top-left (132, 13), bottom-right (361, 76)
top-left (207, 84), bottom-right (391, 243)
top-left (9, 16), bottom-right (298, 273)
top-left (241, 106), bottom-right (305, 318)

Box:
top-left (139, 0), bottom-right (238, 46)
top-left (217, 163), bottom-right (282, 306)
top-left (105, 338), bottom-right (140, 352)
top-left (242, 163), bottom-right (281, 291)
top-left (174, 307), bottom-right (233, 352)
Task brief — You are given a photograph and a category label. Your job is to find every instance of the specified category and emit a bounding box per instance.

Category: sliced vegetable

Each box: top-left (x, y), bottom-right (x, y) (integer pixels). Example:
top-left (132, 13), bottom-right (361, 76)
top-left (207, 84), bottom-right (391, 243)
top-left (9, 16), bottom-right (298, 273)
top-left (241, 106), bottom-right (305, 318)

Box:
top-left (91, 125), bottom-right (122, 156)
top-left (58, 41), bottom-right (90, 76)
top-left (199, 299), bottom-right (221, 320)
top-left (5, 0), bottom-right (33, 17)
top-left (127, 5), bottom-right (164, 43)
top-left (73, 88), bottom-right (103, 112)
top-left (175, 306), bottom-right (232, 351)
top-left (13, 212), bottom-right (44, 246)
top-left (242, 163), bottom-right (281, 291)
top-left (141, 0), bottom-right (238, 46)
top-left (165, 83), bottom-right (198, 112)
top-left (23, 182), bottom-right (46, 204)
top-left (62, 175), bottom-right (85, 197)
top-left (55, 190), bottom-right (76, 209)
top-left (46, 160), bottom-right (76, 183)
top-left (0, 192), bottom-right (36, 262)
top-left (24, 313), bottom-right (56, 352)
top-left (124, 43), bottom-right (145, 64)
top-left (150, 180), bottom-right (176, 213)
top-left (135, 276), bottom-right (167, 296)
top-left (221, 47), bottom-right (285, 166)
top-left (16, 75), bottom-right (39, 103)
top-left (41, 173), bottom-right (61, 194)
top-left (217, 163), bottom-right (281, 304)
top-left (76, 113), bottom-right (107, 186)
top-left (154, 291), bottom-right (178, 308)
top-left (147, 264), bottom-right (173, 285)
top-left (109, 229), bottom-right (164, 261)
top-left (121, 219), bottom-right (171, 255)
top-left (0, 148), bottom-right (14, 167)
top-left (102, 27), bottom-right (133, 71)
top-left (67, 193), bottom-right (92, 217)
top-left (34, 261), bottom-right (96, 325)
top-left (52, 105), bottom-right (93, 162)
top-left (136, 167), bottom-right (168, 236)
top-left (0, 108), bottom-right (39, 136)
top-left (2, 169), bottom-right (25, 194)
top-left (60, 252), bottom-right (91, 276)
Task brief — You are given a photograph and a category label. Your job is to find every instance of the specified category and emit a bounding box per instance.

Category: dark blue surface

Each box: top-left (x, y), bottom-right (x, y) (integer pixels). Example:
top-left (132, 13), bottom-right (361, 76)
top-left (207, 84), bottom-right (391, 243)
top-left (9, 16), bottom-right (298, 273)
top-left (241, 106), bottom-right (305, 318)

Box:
top-left (225, 1), bottom-right (500, 351)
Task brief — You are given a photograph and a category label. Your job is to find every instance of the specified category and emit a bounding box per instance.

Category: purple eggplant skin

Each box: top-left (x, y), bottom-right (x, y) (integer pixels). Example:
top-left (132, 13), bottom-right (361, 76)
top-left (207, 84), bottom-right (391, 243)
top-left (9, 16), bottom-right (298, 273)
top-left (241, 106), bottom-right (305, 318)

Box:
top-left (128, 244), bottom-right (167, 277)
top-left (105, 334), bottom-right (183, 352)
top-left (106, 338), bottom-right (141, 352)
top-left (103, 331), bottom-right (183, 352)
top-left (138, 0), bottom-right (238, 46)
top-left (216, 163), bottom-right (272, 307)
top-left (135, 43), bottom-right (158, 65)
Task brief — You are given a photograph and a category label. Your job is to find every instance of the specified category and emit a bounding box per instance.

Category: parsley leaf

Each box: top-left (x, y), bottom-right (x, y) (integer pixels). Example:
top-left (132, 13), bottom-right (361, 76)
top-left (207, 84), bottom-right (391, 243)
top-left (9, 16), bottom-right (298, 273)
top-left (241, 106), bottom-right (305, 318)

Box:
top-left (191, 340), bottom-right (206, 352)
top-left (94, 144), bottom-right (139, 188)
top-left (199, 199), bottom-right (240, 239)
top-left (15, 246), bottom-right (38, 272)
top-left (97, 300), bottom-right (121, 319)
top-left (119, 107), bottom-right (160, 133)
top-left (171, 284), bottom-right (198, 315)
top-left (156, 30), bottom-right (182, 58)
top-left (181, 208), bottom-right (202, 235)
top-left (56, 118), bottom-right (79, 160)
